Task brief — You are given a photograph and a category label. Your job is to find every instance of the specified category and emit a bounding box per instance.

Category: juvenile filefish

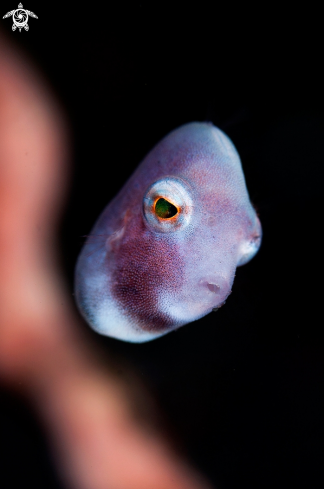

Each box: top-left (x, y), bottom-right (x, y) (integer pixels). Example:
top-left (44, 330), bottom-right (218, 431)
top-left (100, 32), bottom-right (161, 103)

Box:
top-left (75, 123), bottom-right (262, 342)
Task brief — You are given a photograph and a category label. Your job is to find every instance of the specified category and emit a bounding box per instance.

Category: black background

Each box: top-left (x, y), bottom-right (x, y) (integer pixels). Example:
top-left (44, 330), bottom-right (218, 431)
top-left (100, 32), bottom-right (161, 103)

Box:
top-left (0, 3), bottom-right (323, 489)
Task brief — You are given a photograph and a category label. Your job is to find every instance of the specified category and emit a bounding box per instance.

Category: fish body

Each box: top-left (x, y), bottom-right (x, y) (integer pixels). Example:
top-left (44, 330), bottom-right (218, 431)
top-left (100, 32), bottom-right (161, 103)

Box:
top-left (75, 122), bottom-right (262, 342)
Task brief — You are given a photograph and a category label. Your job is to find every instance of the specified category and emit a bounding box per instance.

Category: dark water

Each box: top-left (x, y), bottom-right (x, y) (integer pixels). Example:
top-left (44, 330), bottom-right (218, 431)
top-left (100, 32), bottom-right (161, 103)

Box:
top-left (1, 4), bottom-right (323, 489)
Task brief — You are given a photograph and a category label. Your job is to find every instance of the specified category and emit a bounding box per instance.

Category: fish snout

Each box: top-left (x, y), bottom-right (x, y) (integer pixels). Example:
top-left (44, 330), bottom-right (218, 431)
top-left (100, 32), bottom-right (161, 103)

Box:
top-left (237, 216), bottom-right (262, 266)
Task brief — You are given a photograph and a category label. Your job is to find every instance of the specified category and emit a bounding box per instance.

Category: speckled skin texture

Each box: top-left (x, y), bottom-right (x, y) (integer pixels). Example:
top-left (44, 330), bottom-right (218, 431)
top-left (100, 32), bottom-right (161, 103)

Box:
top-left (75, 123), bottom-right (262, 342)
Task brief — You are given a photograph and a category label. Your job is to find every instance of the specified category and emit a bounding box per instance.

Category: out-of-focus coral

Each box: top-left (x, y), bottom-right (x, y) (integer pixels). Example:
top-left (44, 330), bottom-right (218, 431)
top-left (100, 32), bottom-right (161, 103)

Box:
top-left (0, 32), bottom-right (213, 489)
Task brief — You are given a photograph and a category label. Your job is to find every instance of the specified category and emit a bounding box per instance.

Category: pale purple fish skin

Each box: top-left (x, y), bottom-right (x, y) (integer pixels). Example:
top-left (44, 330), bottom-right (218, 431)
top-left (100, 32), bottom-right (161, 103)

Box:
top-left (75, 122), bottom-right (262, 342)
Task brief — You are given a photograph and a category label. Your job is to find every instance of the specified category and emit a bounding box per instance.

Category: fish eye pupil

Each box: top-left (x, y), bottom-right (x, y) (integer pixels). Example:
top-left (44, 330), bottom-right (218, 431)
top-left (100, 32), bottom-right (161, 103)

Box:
top-left (155, 198), bottom-right (178, 219)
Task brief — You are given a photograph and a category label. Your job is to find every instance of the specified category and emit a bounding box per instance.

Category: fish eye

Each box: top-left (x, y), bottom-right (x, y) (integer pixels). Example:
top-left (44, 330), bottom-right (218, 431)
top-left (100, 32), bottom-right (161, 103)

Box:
top-left (143, 177), bottom-right (193, 232)
top-left (154, 198), bottom-right (178, 219)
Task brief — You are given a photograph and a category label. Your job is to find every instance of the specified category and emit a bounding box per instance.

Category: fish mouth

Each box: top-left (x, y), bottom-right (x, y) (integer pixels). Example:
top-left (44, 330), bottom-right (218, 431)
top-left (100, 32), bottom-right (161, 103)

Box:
top-left (153, 273), bottom-right (234, 328)
top-left (166, 275), bottom-right (233, 321)
top-left (199, 275), bottom-right (233, 311)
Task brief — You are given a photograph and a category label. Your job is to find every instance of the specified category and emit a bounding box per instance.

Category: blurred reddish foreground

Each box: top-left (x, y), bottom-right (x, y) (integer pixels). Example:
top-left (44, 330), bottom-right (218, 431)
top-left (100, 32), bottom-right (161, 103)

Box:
top-left (0, 32), bottom-right (213, 489)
